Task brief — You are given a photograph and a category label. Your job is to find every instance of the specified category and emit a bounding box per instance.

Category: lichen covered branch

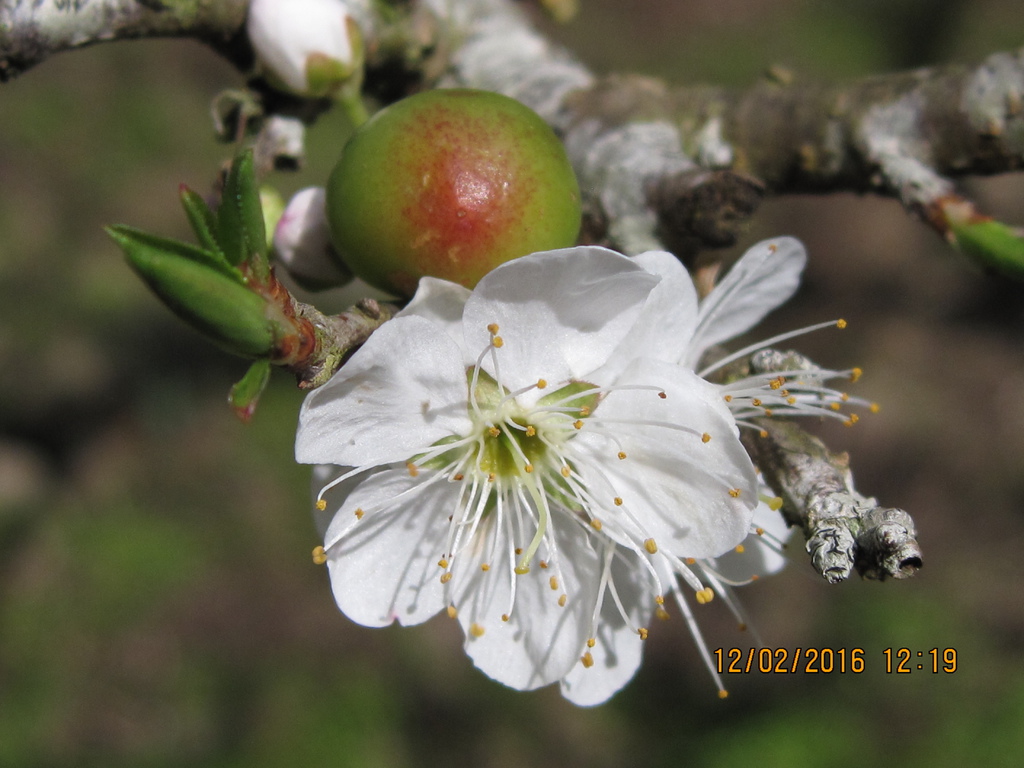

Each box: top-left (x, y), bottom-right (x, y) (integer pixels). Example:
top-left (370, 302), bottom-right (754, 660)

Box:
top-left (0, 0), bottom-right (250, 81)
top-left (743, 418), bottom-right (922, 583)
top-left (4, 0), bottom-right (1023, 259)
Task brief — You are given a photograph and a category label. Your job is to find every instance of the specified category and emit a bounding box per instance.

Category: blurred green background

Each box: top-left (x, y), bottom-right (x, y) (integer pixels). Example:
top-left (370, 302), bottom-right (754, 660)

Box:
top-left (1, 1), bottom-right (1023, 765)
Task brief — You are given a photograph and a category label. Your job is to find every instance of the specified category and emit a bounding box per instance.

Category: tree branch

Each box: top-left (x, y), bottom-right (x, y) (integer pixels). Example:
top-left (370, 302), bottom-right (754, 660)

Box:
top-left (742, 419), bottom-right (923, 584)
top-left (4, 0), bottom-right (1022, 259)
top-left (0, 0), bottom-right (250, 81)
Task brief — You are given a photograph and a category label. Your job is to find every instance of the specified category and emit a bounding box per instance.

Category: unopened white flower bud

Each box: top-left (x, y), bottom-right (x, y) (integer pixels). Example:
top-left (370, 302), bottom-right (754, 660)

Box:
top-left (247, 0), bottom-right (363, 99)
top-left (274, 187), bottom-right (352, 290)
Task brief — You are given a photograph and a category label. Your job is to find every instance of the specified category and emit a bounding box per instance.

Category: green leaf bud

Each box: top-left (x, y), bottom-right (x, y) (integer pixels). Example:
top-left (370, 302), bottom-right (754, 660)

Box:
top-left (229, 358), bottom-right (272, 422)
top-left (107, 225), bottom-right (276, 358)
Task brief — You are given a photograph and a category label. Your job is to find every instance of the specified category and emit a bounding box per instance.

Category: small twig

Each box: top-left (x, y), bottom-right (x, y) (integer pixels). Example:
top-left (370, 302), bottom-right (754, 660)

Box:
top-left (282, 293), bottom-right (398, 391)
top-left (743, 418), bottom-right (922, 583)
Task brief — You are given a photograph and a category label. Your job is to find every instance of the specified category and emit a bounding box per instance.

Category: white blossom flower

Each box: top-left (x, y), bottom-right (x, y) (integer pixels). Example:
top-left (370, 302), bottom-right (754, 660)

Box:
top-left (247, 0), bottom-right (363, 99)
top-left (297, 238), bottom-right (872, 704)
top-left (297, 246), bottom-right (763, 704)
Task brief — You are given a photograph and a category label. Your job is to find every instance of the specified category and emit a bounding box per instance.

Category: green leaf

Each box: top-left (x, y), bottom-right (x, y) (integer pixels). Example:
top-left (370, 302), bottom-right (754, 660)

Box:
top-left (179, 184), bottom-right (226, 259)
top-left (107, 226), bottom-right (276, 358)
top-left (106, 224), bottom-right (243, 284)
top-left (951, 219), bottom-right (1024, 282)
top-left (218, 150), bottom-right (268, 271)
top-left (229, 358), bottom-right (272, 422)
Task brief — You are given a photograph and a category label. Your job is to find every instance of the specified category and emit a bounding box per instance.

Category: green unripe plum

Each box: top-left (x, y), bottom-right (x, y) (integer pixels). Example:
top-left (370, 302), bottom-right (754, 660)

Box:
top-left (326, 89), bottom-right (581, 296)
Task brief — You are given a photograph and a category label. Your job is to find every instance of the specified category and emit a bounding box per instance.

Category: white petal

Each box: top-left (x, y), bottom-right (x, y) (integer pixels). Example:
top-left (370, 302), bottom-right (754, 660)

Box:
top-left (573, 360), bottom-right (757, 558)
top-left (595, 250), bottom-right (699, 381)
top-left (687, 237), bottom-right (807, 367)
top-left (295, 316), bottom-right (471, 467)
top-left (397, 277), bottom-right (472, 350)
top-left (713, 499), bottom-right (794, 581)
top-left (322, 467), bottom-right (450, 627)
top-left (462, 247), bottom-right (659, 393)
top-left (451, 511), bottom-right (600, 691)
top-left (560, 546), bottom-right (651, 706)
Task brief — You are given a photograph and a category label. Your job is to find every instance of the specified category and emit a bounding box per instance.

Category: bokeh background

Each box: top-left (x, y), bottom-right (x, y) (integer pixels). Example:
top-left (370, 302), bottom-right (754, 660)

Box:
top-left (2, 1), bottom-right (1023, 765)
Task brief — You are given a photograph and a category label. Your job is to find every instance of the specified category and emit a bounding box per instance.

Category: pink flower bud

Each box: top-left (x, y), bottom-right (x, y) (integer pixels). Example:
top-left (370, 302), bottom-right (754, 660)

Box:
top-left (274, 188), bottom-right (352, 290)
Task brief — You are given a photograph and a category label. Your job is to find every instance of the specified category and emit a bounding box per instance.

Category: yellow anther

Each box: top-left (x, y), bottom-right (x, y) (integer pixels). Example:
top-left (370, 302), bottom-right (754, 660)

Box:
top-left (581, 652), bottom-right (595, 668)
top-left (440, 572), bottom-right (452, 584)
top-left (770, 376), bottom-right (786, 390)
top-left (763, 408), bottom-right (773, 416)
top-left (492, 336), bottom-right (504, 348)
top-left (487, 472), bottom-right (495, 482)
top-left (480, 563), bottom-right (490, 571)
top-left (488, 426), bottom-right (500, 437)
top-left (644, 538), bottom-right (658, 554)
top-left (850, 367), bottom-right (863, 382)
top-left (724, 394), bottom-right (733, 402)
top-left (658, 391), bottom-right (667, 399)
top-left (561, 466), bottom-right (571, 477)
top-left (587, 637), bottom-right (596, 648)
top-left (470, 623), bottom-right (485, 637)
top-left (870, 402), bottom-right (881, 413)
top-left (537, 378), bottom-right (547, 389)
top-left (453, 473), bottom-right (465, 481)
top-left (312, 546), bottom-right (328, 565)
top-left (514, 565), bottom-right (530, 575)
top-left (549, 576), bottom-right (559, 591)
top-left (579, 405), bottom-right (591, 417)
top-left (558, 594), bottom-right (567, 607)
top-left (751, 574), bottom-right (760, 581)
top-left (487, 323), bottom-right (500, 334)
top-left (759, 429), bottom-right (769, 438)
top-left (685, 557), bottom-right (696, 565)
top-left (637, 627), bottom-right (649, 640)
top-left (768, 243), bottom-right (778, 253)
top-left (729, 488), bottom-right (741, 498)
top-left (836, 319), bottom-right (847, 329)
top-left (841, 392), bottom-right (850, 401)
top-left (718, 689), bottom-right (729, 700)
top-left (735, 544), bottom-right (745, 554)
top-left (525, 425), bottom-right (536, 437)
top-left (695, 588), bottom-right (715, 604)
top-left (614, 497), bottom-right (623, 506)
top-left (768, 498), bottom-right (783, 511)
top-left (501, 613), bottom-right (510, 622)
top-left (573, 419), bottom-right (584, 429)
top-left (437, 558), bottom-right (449, 568)
top-left (354, 508), bottom-right (365, 519)
top-left (447, 605), bottom-right (458, 619)
top-left (752, 398), bottom-right (762, 407)
top-left (315, 499), bottom-right (327, 511)
top-left (539, 560), bottom-right (549, 569)
top-left (756, 526), bottom-right (766, 534)
top-left (655, 595), bottom-right (664, 605)
top-left (590, 518), bottom-right (603, 531)
top-left (407, 462), bottom-right (419, 477)
top-left (787, 396), bottom-right (797, 404)
top-left (702, 432), bottom-right (711, 443)
top-left (656, 606), bottom-right (670, 621)
top-left (515, 547), bottom-right (523, 555)
top-left (830, 402), bottom-right (842, 411)
top-left (524, 464), bottom-right (534, 473)
top-left (617, 451), bottom-right (627, 460)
